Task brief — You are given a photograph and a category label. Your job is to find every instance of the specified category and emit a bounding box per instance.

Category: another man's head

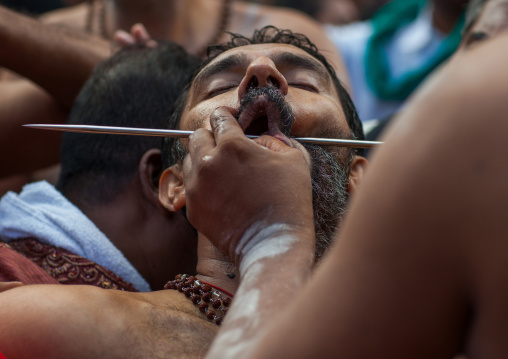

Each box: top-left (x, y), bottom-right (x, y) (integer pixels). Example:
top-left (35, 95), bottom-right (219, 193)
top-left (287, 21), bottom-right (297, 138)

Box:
top-left (462, 0), bottom-right (508, 48)
top-left (57, 42), bottom-right (201, 206)
top-left (160, 26), bottom-right (367, 259)
top-left (56, 43), bottom-right (202, 288)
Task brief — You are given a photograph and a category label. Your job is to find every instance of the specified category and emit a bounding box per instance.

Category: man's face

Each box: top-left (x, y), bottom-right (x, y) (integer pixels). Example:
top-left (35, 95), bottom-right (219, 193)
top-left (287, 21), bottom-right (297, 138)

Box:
top-left (179, 43), bottom-right (356, 259)
top-left (179, 43), bottom-right (351, 144)
top-left (463, 0), bottom-right (508, 48)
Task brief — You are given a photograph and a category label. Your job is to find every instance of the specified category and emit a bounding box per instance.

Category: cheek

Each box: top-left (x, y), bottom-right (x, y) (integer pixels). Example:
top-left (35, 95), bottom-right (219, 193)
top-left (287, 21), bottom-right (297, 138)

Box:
top-left (181, 95), bottom-right (239, 131)
top-left (290, 96), bottom-right (345, 137)
top-left (181, 105), bottom-right (215, 131)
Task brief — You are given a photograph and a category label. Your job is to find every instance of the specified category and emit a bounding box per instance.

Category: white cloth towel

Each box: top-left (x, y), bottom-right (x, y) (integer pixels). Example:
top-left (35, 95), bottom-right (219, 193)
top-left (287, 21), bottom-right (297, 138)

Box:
top-left (0, 181), bottom-right (150, 292)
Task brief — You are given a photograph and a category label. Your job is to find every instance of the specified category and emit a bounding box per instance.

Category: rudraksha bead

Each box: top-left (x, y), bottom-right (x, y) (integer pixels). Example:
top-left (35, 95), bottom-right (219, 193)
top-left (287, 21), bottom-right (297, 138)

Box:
top-left (203, 292), bottom-right (212, 302)
top-left (211, 299), bottom-right (222, 309)
top-left (164, 274), bottom-right (233, 326)
top-left (184, 288), bottom-right (193, 297)
top-left (206, 310), bottom-right (216, 320)
top-left (191, 294), bottom-right (201, 304)
top-left (223, 297), bottom-right (232, 307)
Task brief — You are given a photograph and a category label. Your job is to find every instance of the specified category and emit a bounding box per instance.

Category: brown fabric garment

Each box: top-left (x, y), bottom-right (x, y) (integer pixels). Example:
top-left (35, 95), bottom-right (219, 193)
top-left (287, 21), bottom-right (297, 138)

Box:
top-left (2, 238), bottom-right (138, 291)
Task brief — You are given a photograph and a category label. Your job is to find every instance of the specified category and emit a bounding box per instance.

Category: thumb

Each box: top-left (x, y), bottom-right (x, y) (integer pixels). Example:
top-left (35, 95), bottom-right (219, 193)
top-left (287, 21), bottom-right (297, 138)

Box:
top-left (253, 135), bottom-right (292, 153)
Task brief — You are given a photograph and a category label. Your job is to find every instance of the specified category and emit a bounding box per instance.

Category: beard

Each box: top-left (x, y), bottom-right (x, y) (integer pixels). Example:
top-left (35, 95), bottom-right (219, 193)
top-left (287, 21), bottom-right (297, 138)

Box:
top-left (236, 86), bottom-right (352, 261)
top-left (303, 143), bottom-right (351, 261)
top-left (173, 86), bottom-right (352, 261)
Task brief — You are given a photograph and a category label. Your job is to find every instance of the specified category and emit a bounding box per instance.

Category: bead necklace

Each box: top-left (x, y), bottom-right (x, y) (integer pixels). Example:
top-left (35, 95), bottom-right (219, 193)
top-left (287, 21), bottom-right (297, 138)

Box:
top-left (164, 274), bottom-right (233, 326)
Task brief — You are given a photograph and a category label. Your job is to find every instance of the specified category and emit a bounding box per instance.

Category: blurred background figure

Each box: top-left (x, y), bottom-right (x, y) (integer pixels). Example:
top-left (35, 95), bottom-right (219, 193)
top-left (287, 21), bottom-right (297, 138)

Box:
top-left (351, 0), bottom-right (391, 19)
top-left (462, 0), bottom-right (508, 48)
top-left (326, 0), bottom-right (468, 127)
top-left (364, 0), bottom-right (508, 157)
top-left (271, 0), bottom-right (361, 24)
top-left (247, 0), bottom-right (389, 24)
top-left (0, 0), bottom-right (82, 14)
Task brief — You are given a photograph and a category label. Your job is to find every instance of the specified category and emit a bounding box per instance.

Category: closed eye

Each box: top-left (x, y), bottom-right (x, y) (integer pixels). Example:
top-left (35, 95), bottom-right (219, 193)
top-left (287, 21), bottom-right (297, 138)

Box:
top-left (464, 31), bottom-right (489, 49)
top-left (289, 83), bottom-right (318, 93)
top-left (207, 85), bottom-right (237, 98)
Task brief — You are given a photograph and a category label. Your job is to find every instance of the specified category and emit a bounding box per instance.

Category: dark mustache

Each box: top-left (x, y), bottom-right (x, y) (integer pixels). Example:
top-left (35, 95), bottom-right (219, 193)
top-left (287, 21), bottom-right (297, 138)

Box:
top-left (235, 86), bottom-right (295, 136)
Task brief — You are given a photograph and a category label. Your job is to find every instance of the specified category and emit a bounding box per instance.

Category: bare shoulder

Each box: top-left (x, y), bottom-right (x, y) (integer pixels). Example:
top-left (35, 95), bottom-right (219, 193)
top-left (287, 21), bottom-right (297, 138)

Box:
top-left (38, 3), bottom-right (88, 29)
top-left (334, 32), bottom-right (508, 357)
top-left (428, 36), bottom-right (508, 358)
top-left (135, 290), bottom-right (219, 357)
top-left (0, 285), bottom-right (217, 359)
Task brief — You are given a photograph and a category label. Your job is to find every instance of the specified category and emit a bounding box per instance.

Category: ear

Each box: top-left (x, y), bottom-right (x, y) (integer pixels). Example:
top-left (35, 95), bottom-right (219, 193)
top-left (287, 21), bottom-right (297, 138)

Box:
top-left (348, 155), bottom-right (368, 195)
top-left (139, 148), bottom-right (164, 208)
top-left (159, 163), bottom-right (186, 212)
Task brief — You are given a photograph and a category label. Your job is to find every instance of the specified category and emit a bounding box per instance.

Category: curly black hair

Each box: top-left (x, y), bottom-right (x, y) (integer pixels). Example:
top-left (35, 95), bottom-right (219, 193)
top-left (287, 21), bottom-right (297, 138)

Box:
top-left (163, 26), bottom-right (364, 169)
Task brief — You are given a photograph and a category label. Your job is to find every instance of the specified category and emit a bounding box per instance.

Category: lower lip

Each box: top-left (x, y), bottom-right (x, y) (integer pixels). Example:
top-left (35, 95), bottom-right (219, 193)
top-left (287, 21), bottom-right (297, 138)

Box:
top-left (268, 132), bottom-right (292, 147)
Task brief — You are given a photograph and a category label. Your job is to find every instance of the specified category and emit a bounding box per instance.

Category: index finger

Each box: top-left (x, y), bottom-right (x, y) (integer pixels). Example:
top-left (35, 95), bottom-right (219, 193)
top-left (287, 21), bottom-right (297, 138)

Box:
top-left (210, 106), bottom-right (246, 144)
top-left (131, 23), bottom-right (158, 48)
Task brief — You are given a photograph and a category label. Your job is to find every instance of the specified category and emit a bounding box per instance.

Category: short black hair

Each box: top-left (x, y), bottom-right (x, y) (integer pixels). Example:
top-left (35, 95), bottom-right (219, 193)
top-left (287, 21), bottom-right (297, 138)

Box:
top-left (162, 26), bottom-right (364, 169)
top-left (57, 42), bottom-right (201, 205)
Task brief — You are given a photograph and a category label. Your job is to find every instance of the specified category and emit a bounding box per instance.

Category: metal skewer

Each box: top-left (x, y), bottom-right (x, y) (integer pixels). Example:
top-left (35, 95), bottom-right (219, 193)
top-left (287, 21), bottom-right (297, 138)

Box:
top-left (23, 124), bottom-right (383, 148)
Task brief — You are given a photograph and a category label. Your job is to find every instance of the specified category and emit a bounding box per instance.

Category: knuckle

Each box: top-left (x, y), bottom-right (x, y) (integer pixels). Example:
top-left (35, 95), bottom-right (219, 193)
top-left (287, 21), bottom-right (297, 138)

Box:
top-left (220, 138), bottom-right (249, 157)
top-left (190, 128), bottom-right (207, 140)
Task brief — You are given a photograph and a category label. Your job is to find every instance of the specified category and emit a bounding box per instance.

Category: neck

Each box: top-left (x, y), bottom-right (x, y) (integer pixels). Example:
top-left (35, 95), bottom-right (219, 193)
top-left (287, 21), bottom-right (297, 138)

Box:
top-left (195, 234), bottom-right (239, 295)
top-left (431, 0), bottom-right (465, 34)
top-left (71, 180), bottom-right (198, 290)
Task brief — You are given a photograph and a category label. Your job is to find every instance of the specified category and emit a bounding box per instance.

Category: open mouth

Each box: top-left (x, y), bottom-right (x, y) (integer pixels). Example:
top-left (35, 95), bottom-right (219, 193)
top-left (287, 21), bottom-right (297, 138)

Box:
top-left (236, 94), bottom-right (292, 146)
top-left (244, 113), bottom-right (269, 136)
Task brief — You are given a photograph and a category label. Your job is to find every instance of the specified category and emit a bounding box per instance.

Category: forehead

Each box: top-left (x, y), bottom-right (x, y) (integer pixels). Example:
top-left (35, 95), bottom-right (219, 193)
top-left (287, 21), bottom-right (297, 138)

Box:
top-left (179, 42), bottom-right (346, 134)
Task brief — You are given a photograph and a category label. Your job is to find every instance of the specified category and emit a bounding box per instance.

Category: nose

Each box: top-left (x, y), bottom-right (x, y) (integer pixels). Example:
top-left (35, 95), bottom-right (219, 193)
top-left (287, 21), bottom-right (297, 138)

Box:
top-left (238, 56), bottom-right (289, 100)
